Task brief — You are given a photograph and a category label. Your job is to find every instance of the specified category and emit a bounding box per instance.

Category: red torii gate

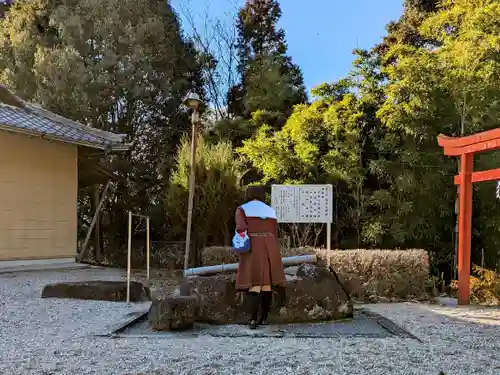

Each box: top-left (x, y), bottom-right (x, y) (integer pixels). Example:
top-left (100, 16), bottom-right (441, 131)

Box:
top-left (438, 128), bottom-right (500, 305)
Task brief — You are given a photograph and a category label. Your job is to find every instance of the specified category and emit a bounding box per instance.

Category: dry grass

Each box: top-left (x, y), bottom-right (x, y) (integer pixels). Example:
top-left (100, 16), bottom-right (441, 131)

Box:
top-left (201, 246), bottom-right (430, 302)
top-left (318, 249), bottom-right (430, 302)
top-left (201, 246), bottom-right (240, 265)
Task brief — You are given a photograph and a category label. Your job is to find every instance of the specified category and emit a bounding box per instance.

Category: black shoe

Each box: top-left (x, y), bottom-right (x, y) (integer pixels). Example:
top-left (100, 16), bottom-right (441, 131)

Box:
top-left (249, 319), bottom-right (258, 329)
top-left (258, 318), bottom-right (268, 326)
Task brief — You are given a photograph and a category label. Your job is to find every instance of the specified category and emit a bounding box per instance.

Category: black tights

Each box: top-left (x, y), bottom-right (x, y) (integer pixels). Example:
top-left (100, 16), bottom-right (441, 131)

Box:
top-left (259, 291), bottom-right (273, 323)
top-left (248, 292), bottom-right (260, 321)
top-left (247, 291), bottom-right (273, 323)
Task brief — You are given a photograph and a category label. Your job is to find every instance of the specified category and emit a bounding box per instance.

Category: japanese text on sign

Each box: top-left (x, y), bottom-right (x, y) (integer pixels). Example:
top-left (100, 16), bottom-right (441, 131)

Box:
top-left (271, 184), bottom-right (333, 223)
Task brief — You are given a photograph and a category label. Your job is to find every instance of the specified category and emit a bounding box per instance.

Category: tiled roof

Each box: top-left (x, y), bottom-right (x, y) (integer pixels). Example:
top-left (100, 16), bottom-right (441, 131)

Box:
top-left (0, 86), bottom-right (129, 151)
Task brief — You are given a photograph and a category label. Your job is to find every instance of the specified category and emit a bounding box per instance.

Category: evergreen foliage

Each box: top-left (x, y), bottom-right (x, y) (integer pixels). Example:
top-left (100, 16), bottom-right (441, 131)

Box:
top-left (3, 0), bottom-right (500, 273)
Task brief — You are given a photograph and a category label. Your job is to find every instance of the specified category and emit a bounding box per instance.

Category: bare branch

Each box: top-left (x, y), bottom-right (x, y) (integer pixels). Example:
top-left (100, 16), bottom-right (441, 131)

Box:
top-left (175, 0), bottom-right (240, 121)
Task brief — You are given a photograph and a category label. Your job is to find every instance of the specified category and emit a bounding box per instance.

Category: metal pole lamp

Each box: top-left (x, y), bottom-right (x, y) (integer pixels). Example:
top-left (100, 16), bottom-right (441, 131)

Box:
top-left (182, 93), bottom-right (203, 270)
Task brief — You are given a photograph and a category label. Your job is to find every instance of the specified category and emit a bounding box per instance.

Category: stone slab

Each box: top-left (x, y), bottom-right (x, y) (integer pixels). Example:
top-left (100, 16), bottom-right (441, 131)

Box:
top-left (179, 264), bottom-right (353, 325)
top-left (41, 280), bottom-right (150, 302)
top-left (111, 310), bottom-right (417, 340)
top-left (149, 295), bottom-right (198, 331)
top-left (97, 308), bottom-right (150, 337)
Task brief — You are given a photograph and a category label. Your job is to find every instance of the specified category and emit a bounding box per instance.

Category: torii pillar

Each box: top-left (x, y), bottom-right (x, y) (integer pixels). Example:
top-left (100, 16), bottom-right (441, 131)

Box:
top-left (438, 128), bottom-right (500, 305)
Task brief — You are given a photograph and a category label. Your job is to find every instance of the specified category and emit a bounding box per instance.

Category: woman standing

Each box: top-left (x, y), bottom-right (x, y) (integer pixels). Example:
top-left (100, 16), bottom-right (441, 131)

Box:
top-left (235, 186), bottom-right (287, 329)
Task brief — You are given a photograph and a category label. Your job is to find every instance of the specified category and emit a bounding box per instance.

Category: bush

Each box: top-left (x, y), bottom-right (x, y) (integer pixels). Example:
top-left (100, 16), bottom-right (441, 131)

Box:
top-left (165, 136), bottom-right (245, 266)
top-left (451, 266), bottom-right (500, 305)
top-left (201, 247), bottom-right (430, 301)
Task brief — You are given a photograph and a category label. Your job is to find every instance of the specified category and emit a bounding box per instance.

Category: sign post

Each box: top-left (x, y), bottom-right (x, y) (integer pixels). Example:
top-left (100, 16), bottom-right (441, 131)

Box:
top-left (271, 184), bottom-right (333, 263)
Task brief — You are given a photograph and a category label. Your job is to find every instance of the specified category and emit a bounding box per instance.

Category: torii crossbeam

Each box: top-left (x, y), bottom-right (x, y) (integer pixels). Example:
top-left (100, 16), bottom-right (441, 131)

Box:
top-left (438, 128), bottom-right (500, 305)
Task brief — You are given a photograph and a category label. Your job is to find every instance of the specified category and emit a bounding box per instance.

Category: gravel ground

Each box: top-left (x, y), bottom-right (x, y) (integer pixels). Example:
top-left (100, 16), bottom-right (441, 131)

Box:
top-left (1, 268), bottom-right (500, 375)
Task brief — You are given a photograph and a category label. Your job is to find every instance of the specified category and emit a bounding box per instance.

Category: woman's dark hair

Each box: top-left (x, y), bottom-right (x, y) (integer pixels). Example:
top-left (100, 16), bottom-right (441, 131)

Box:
top-left (245, 185), bottom-right (267, 203)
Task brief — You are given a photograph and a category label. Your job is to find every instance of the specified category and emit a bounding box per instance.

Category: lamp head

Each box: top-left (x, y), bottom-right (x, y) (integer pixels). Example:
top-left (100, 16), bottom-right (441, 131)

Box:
top-left (182, 92), bottom-right (203, 110)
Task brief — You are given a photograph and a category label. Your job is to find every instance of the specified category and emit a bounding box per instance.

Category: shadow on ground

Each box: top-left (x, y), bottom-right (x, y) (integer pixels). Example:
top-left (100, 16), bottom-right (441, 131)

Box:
top-left (106, 308), bottom-right (419, 340)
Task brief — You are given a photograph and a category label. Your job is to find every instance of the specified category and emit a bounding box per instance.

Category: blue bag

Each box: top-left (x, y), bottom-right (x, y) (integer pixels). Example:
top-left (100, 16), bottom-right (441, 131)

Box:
top-left (232, 231), bottom-right (250, 254)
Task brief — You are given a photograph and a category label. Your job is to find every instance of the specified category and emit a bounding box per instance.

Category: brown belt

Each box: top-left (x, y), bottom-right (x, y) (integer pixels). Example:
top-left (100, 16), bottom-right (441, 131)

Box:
top-left (249, 232), bottom-right (273, 237)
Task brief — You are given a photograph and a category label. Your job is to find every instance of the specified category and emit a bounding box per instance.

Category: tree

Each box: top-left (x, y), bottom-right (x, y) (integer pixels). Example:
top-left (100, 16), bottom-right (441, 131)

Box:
top-left (219, 0), bottom-right (307, 144)
top-left (374, 0), bottom-right (440, 59)
top-left (166, 136), bottom-right (245, 266)
top-left (174, 0), bottom-right (240, 122)
top-left (0, 0), bottom-right (205, 259)
top-left (238, 72), bottom-right (371, 247)
top-left (375, 0), bottom-right (500, 268)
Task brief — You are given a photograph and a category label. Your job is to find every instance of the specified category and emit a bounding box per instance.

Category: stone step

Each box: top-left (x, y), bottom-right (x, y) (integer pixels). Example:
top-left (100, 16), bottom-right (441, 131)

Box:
top-left (0, 258), bottom-right (91, 274)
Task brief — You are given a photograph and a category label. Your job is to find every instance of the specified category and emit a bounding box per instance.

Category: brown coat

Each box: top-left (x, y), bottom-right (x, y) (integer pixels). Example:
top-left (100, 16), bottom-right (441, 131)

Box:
top-left (234, 202), bottom-right (287, 290)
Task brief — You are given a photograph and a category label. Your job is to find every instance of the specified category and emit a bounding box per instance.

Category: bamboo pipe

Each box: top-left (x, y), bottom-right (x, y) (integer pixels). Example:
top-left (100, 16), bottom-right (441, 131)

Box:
top-left (184, 254), bottom-right (317, 277)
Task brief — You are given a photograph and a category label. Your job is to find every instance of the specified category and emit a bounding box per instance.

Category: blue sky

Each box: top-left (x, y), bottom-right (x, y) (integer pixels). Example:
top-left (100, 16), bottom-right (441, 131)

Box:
top-left (170, 0), bottom-right (404, 93)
